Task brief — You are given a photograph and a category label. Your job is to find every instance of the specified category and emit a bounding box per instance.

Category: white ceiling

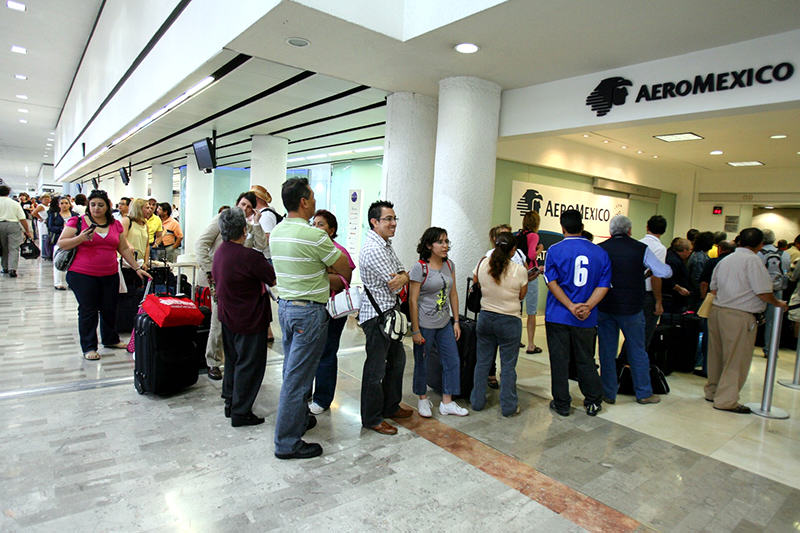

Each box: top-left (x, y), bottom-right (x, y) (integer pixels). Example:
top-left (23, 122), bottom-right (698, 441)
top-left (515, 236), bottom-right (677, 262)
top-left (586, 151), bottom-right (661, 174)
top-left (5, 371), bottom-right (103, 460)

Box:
top-left (3, 0), bottom-right (800, 193)
top-left (0, 0), bottom-right (102, 188)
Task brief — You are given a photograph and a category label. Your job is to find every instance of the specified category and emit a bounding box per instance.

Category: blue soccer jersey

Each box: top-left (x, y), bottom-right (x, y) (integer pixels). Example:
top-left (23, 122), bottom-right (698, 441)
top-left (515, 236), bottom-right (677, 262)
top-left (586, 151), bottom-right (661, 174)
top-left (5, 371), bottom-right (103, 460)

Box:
top-left (543, 237), bottom-right (612, 327)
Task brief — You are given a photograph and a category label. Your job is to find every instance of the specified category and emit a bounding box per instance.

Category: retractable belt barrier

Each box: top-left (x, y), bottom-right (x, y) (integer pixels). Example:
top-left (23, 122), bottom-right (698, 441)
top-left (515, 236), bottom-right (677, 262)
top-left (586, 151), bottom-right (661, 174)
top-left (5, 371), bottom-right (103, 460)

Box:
top-left (745, 305), bottom-right (795, 419)
top-left (778, 303), bottom-right (800, 391)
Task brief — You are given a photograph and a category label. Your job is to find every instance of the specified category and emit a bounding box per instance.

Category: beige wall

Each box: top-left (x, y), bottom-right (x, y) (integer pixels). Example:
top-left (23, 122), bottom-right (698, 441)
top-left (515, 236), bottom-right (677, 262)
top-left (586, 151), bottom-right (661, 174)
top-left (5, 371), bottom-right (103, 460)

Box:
top-left (752, 208), bottom-right (800, 243)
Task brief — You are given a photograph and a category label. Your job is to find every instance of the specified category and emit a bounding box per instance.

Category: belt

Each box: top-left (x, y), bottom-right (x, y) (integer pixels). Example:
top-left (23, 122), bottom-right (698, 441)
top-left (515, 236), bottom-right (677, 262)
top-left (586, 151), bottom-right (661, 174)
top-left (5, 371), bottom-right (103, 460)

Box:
top-left (280, 299), bottom-right (324, 307)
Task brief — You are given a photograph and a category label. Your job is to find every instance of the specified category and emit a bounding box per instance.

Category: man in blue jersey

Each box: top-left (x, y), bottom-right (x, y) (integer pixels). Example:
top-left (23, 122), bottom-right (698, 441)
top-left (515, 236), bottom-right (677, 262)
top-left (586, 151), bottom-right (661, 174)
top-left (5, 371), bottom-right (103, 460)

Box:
top-left (544, 209), bottom-right (611, 417)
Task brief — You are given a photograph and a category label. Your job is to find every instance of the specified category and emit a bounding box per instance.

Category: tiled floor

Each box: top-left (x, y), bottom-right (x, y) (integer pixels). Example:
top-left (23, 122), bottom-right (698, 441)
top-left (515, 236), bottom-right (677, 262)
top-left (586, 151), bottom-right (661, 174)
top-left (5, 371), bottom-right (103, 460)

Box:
top-left (2, 258), bottom-right (799, 531)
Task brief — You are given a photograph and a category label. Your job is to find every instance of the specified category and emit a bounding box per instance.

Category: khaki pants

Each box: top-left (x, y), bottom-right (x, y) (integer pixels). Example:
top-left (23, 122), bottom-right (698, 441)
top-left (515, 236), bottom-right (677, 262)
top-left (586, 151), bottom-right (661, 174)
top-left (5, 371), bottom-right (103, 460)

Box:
top-left (0, 221), bottom-right (23, 272)
top-left (205, 298), bottom-right (225, 368)
top-left (705, 305), bottom-right (758, 409)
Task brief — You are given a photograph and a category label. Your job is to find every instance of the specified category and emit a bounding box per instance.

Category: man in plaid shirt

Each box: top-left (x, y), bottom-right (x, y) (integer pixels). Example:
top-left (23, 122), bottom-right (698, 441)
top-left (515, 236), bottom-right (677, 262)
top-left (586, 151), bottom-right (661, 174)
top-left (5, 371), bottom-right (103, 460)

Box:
top-left (358, 200), bottom-right (412, 434)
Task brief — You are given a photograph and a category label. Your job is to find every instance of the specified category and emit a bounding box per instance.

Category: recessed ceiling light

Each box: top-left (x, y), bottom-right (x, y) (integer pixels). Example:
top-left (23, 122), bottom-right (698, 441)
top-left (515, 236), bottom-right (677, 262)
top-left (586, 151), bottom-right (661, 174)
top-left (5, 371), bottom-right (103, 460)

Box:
top-left (454, 43), bottom-right (479, 54)
top-left (727, 161), bottom-right (763, 167)
top-left (652, 155), bottom-right (659, 159)
top-left (7, 1), bottom-right (26, 11)
top-left (654, 132), bottom-right (704, 142)
top-left (583, 134), bottom-right (590, 138)
top-left (286, 37), bottom-right (310, 47)
top-left (11, 45), bottom-right (26, 54)
top-left (709, 150), bottom-right (723, 155)
top-left (328, 150), bottom-right (353, 157)
top-left (17, 108), bottom-right (28, 113)
top-left (764, 206), bottom-right (775, 209)
top-left (19, 119), bottom-right (27, 123)
top-left (46, 143), bottom-right (52, 147)
top-left (621, 145), bottom-right (628, 149)
top-left (354, 146), bottom-right (383, 153)
top-left (287, 157), bottom-right (306, 163)
top-left (637, 150), bottom-right (644, 154)
top-left (15, 94), bottom-right (27, 100)
top-left (602, 140), bottom-right (610, 144)
top-left (14, 73), bottom-right (27, 80)
top-left (770, 134), bottom-right (787, 139)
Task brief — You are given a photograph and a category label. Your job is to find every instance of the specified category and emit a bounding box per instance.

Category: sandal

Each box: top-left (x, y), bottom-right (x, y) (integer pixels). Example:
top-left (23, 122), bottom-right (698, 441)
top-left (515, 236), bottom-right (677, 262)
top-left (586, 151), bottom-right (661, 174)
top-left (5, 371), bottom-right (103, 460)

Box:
top-left (525, 346), bottom-right (543, 354)
top-left (83, 351), bottom-right (101, 361)
top-left (487, 376), bottom-right (499, 389)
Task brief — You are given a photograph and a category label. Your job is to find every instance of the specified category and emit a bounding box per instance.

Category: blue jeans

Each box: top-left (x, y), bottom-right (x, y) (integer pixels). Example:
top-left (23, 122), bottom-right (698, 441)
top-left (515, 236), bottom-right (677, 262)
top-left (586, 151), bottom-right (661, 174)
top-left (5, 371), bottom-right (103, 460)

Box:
top-left (412, 323), bottom-right (460, 396)
top-left (598, 310), bottom-right (653, 400)
top-left (310, 316), bottom-right (347, 409)
top-left (274, 300), bottom-right (329, 455)
top-left (470, 311), bottom-right (522, 416)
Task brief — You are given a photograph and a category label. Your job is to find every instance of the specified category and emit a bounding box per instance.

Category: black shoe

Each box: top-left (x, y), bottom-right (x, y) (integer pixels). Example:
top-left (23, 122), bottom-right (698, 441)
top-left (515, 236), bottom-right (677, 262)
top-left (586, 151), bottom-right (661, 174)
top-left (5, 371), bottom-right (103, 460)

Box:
top-left (207, 366), bottom-right (222, 380)
top-left (8, 270), bottom-right (17, 278)
top-left (692, 369), bottom-right (708, 378)
top-left (549, 400), bottom-right (570, 417)
top-left (585, 403), bottom-right (602, 416)
top-left (304, 415), bottom-right (317, 435)
top-left (275, 440), bottom-right (323, 460)
top-left (603, 397), bottom-right (616, 404)
top-left (231, 413), bottom-right (265, 427)
top-left (487, 377), bottom-right (499, 390)
top-left (1, 269), bottom-right (7, 274)
top-left (224, 404), bottom-right (231, 418)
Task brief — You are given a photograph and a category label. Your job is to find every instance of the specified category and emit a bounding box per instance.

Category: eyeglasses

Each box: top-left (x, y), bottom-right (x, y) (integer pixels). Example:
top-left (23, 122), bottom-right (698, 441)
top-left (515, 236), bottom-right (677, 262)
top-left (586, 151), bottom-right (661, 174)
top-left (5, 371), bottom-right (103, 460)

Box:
top-left (379, 216), bottom-right (399, 223)
top-left (434, 239), bottom-right (451, 246)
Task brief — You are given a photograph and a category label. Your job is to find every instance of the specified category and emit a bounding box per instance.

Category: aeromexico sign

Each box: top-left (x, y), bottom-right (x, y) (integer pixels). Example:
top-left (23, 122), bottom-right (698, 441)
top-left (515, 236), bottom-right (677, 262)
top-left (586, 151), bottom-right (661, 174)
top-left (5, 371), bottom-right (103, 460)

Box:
top-left (586, 62), bottom-right (794, 117)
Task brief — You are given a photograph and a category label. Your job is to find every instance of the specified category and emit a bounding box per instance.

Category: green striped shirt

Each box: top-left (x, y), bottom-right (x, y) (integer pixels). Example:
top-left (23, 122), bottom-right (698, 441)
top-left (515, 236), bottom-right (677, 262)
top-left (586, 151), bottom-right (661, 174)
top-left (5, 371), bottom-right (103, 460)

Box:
top-left (270, 217), bottom-right (342, 303)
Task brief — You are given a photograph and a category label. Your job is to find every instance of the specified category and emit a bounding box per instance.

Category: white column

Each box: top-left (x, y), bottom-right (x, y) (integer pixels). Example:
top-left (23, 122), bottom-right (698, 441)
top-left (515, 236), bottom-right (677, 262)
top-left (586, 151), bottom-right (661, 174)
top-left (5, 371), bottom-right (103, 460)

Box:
top-left (430, 76), bottom-right (502, 298)
top-left (250, 135), bottom-right (288, 212)
top-left (150, 164), bottom-right (173, 204)
top-left (128, 169), bottom-right (148, 199)
top-left (179, 154), bottom-right (214, 263)
top-left (381, 92), bottom-right (438, 269)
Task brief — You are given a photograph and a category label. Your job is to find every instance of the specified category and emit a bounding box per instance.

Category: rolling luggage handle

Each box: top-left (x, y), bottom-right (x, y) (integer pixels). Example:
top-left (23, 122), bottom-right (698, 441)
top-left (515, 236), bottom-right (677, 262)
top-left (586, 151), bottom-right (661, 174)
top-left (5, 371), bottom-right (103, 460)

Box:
top-left (745, 305), bottom-right (793, 419)
top-left (778, 302), bottom-right (800, 391)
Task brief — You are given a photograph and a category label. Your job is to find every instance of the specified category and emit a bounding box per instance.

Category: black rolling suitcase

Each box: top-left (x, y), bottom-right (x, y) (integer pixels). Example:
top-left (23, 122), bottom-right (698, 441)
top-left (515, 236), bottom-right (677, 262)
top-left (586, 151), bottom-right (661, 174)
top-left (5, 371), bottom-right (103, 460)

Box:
top-left (426, 277), bottom-right (478, 399)
top-left (133, 280), bottom-right (199, 395)
top-left (116, 286), bottom-right (144, 333)
top-left (648, 323), bottom-right (674, 375)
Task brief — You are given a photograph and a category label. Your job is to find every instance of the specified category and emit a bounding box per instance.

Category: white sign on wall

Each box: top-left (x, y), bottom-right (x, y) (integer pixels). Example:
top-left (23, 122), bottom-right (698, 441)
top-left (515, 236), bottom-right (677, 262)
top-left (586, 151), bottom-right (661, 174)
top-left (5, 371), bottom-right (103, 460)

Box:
top-left (510, 181), bottom-right (628, 239)
top-left (347, 189), bottom-right (363, 283)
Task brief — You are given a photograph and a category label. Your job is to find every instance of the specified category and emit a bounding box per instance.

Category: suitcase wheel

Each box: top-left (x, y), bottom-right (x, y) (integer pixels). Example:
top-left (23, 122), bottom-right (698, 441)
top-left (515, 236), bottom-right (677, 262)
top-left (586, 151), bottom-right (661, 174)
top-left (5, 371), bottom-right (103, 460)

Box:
top-left (134, 373), bottom-right (145, 394)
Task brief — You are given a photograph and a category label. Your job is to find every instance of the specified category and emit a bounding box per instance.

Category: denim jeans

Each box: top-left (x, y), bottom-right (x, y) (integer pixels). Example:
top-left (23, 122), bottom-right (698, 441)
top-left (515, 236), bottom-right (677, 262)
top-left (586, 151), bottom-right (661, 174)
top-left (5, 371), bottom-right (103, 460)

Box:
top-left (412, 323), bottom-right (460, 396)
top-left (546, 322), bottom-right (603, 410)
top-left (694, 317), bottom-right (708, 373)
top-left (598, 310), bottom-right (653, 400)
top-left (66, 271), bottom-right (121, 353)
top-left (470, 311), bottom-right (522, 416)
top-left (274, 300), bottom-right (329, 455)
top-left (360, 317), bottom-right (406, 427)
top-left (310, 315), bottom-right (348, 409)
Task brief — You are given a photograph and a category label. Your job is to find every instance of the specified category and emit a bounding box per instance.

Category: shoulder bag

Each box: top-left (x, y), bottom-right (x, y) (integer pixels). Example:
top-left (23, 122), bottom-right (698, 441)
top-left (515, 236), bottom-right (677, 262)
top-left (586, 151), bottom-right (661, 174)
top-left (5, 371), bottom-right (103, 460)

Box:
top-left (327, 275), bottom-right (363, 319)
top-left (364, 287), bottom-right (408, 342)
top-left (466, 257), bottom-right (485, 314)
top-left (53, 216), bottom-right (81, 272)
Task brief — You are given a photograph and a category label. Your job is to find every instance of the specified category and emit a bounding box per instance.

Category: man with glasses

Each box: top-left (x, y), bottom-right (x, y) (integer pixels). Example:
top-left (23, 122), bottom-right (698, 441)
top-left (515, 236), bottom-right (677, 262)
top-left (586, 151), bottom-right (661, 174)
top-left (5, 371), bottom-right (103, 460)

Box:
top-left (358, 200), bottom-right (412, 434)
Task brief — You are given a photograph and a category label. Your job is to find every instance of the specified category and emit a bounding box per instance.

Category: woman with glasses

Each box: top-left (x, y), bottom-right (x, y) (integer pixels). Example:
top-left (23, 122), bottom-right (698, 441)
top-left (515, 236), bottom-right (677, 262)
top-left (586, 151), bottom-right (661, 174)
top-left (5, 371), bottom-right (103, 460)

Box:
top-left (409, 227), bottom-right (469, 417)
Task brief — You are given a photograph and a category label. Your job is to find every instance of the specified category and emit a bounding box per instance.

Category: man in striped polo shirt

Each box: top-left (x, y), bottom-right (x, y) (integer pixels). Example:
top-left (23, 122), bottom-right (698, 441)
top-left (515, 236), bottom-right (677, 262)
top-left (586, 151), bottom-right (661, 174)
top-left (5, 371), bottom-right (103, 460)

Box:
top-left (270, 178), bottom-right (352, 460)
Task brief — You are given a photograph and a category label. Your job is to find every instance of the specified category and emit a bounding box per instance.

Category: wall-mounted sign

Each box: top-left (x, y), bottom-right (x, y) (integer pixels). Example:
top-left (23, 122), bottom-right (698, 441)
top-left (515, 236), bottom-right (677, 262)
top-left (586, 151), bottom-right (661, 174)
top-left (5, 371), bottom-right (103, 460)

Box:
top-left (511, 181), bottom-right (628, 240)
top-left (713, 206), bottom-right (723, 215)
top-left (585, 62), bottom-right (794, 117)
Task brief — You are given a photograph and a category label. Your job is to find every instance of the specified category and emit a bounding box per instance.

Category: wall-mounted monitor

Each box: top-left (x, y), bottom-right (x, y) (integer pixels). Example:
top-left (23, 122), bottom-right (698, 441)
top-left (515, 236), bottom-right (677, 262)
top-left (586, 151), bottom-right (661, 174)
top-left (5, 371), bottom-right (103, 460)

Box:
top-left (119, 167), bottom-right (130, 186)
top-left (192, 137), bottom-right (217, 174)
top-left (91, 178), bottom-right (99, 190)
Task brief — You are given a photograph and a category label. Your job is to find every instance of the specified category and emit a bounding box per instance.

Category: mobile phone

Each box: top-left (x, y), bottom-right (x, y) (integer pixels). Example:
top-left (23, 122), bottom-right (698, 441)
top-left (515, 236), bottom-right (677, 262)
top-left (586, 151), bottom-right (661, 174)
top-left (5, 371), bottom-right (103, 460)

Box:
top-left (528, 266), bottom-right (539, 275)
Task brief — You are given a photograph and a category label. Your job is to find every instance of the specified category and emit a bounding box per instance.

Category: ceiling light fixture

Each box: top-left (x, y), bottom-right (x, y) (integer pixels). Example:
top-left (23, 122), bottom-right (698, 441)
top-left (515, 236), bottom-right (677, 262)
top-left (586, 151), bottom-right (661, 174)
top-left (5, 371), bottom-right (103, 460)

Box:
top-left (305, 154), bottom-right (327, 160)
top-left (354, 146), bottom-right (383, 153)
top-left (328, 150), bottom-right (353, 157)
top-left (637, 150), bottom-right (644, 154)
top-left (654, 132), bottom-right (704, 142)
top-left (15, 94), bottom-right (27, 100)
top-left (286, 156), bottom-right (306, 163)
top-left (652, 155), bottom-right (659, 159)
top-left (454, 43), bottom-right (479, 54)
top-left (602, 140), bottom-right (610, 144)
top-left (14, 73), bottom-right (27, 80)
top-left (286, 37), bottom-right (310, 47)
top-left (583, 134), bottom-right (590, 138)
top-left (764, 206), bottom-right (775, 209)
top-left (19, 119), bottom-right (27, 123)
top-left (17, 108), bottom-right (28, 113)
top-left (621, 145), bottom-right (628, 149)
top-left (770, 134), bottom-right (787, 139)
top-left (709, 150), bottom-right (723, 155)
top-left (727, 161), bottom-right (763, 167)
top-left (7, 1), bottom-right (26, 11)
top-left (10, 45), bottom-right (26, 54)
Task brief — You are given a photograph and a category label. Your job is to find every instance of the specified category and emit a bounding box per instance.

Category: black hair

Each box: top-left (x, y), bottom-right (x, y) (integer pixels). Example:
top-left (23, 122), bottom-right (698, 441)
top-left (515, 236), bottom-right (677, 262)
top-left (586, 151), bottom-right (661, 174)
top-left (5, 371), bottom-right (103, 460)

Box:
top-left (313, 209), bottom-right (338, 239)
top-left (713, 231), bottom-right (727, 244)
top-left (686, 228), bottom-right (699, 242)
top-left (581, 230), bottom-right (594, 242)
top-left (739, 227), bottom-right (764, 248)
top-left (0, 185), bottom-right (10, 197)
top-left (488, 232), bottom-right (516, 282)
top-left (692, 231), bottom-right (714, 253)
top-left (646, 215), bottom-right (667, 235)
top-left (87, 190), bottom-right (112, 219)
top-left (367, 200), bottom-right (394, 229)
top-left (416, 227), bottom-right (447, 262)
top-left (795, 234), bottom-right (800, 245)
top-left (119, 197), bottom-right (131, 206)
top-left (281, 177), bottom-right (311, 212)
top-left (48, 196), bottom-right (63, 214)
top-left (158, 202), bottom-right (172, 217)
top-left (236, 191), bottom-right (258, 210)
top-left (560, 209), bottom-right (583, 234)
top-left (74, 194), bottom-right (87, 206)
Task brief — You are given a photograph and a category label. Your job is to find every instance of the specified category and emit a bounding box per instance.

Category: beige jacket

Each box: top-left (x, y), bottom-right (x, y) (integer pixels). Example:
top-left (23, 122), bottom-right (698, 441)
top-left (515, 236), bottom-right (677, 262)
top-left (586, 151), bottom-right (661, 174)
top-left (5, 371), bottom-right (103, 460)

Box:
top-left (196, 214), bottom-right (267, 277)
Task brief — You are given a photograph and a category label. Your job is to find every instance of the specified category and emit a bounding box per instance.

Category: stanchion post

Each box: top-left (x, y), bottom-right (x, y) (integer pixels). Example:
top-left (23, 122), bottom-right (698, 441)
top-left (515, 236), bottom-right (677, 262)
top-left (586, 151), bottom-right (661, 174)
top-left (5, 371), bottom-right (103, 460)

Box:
top-left (746, 306), bottom-right (789, 419)
top-left (778, 341), bottom-right (800, 390)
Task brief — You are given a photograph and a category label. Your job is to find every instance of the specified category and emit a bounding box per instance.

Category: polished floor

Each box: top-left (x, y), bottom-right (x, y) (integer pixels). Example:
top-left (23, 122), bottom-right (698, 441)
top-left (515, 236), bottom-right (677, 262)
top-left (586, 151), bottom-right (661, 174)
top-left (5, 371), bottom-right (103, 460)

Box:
top-left (1, 258), bottom-right (799, 532)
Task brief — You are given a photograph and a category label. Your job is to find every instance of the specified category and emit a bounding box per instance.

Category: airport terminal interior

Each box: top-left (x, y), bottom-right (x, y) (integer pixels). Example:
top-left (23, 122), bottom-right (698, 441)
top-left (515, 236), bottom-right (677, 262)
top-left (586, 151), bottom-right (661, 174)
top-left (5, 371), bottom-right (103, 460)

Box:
top-left (2, 1), bottom-right (800, 531)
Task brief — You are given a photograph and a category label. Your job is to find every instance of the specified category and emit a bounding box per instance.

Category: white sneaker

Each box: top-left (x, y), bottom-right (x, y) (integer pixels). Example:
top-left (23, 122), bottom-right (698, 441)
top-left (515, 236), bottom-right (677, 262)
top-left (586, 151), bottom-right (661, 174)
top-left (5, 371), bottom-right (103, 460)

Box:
top-left (439, 401), bottom-right (469, 416)
top-left (418, 398), bottom-right (433, 418)
top-left (308, 401), bottom-right (325, 415)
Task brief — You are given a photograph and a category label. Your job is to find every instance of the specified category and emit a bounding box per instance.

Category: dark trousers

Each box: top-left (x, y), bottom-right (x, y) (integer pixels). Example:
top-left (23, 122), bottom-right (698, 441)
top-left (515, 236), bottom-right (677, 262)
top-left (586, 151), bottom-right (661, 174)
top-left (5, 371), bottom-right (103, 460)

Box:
top-left (360, 317), bottom-right (406, 427)
top-left (310, 316), bottom-right (348, 409)
top-left (221, 324), bottom-right (268, 418)
top-left (620, 291), bottom-right (659, 360)
top-left (66, 271), bottom-right (121, 353)
top-left (546, 321), bottom-right (603, 410)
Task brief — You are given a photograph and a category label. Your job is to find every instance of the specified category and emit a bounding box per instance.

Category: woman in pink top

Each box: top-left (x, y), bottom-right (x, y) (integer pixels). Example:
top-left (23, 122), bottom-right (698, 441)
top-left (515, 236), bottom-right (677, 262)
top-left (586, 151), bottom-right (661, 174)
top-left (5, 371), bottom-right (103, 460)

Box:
top-left (57, 190), bottom-right (150, 360)
top-left (520, 211), bottom-right (544, 355)
top-left (307, 209), bottom-right (356, 414)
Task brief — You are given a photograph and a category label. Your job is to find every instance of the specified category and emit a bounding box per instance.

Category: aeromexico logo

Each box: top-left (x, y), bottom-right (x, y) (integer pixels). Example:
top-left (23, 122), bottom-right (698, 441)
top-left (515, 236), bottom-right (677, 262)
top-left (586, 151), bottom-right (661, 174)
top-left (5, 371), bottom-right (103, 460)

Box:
top-left (517, 188), bottom-right (624, 222)
top-left (585, 62), bottom-right (794, 117)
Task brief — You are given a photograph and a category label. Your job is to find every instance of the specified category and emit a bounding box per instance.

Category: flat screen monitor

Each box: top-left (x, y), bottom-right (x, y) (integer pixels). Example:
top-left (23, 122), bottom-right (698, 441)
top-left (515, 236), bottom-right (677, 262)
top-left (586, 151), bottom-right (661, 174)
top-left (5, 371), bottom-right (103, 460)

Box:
top-left (91, 178), bottom-right (99, 190)
top-left (119, 167), bottom-right (130, 186)
top-left (192, 137), bottom-right (216, 172)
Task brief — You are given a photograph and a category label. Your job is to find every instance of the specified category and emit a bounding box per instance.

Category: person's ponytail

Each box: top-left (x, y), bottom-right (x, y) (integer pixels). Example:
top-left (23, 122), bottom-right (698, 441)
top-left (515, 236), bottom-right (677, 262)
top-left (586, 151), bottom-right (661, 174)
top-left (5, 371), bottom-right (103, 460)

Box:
top-left (488, 232), bottom-right (516, 282)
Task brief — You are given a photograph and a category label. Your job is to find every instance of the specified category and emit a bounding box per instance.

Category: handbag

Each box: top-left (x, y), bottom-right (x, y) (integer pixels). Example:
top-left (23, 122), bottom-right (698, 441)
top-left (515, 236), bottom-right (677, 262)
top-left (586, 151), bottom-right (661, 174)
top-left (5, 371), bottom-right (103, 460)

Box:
top-left (327, 275), bottom-right (362, 319)
top-left (465, 258), bottom-right (486, 314)
top-left (697, 293), bottom-right (714, 318)
top-left (20, 237), bottom-right (40, 260)
top-left (364, 287), bottom-right (408, 341)
top-left (53, 216), bottom-right (81, 272)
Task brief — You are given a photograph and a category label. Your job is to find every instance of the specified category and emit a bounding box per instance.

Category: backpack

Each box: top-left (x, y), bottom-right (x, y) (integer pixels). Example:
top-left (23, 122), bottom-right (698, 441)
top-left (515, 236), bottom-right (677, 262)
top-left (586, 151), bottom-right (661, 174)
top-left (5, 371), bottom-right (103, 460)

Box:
top-left (762, 250), bottom-right (786, 292)
top-left (262, 207), bottom-right (283, 225)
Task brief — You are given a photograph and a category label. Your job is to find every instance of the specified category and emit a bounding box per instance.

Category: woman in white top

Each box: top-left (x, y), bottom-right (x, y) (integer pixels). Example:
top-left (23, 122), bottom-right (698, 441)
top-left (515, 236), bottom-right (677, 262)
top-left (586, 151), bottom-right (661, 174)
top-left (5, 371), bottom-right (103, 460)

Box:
top-left (470, 232), bottom-right (528, 417)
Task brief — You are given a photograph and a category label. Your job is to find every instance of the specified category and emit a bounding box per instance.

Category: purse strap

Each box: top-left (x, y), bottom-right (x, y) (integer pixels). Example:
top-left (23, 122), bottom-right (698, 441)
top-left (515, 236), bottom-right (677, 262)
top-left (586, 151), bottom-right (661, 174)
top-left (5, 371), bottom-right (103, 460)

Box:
top-left (363, 286), bottom-right (399, 315)
top-left (336, 274), bottom-right (350, 290)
